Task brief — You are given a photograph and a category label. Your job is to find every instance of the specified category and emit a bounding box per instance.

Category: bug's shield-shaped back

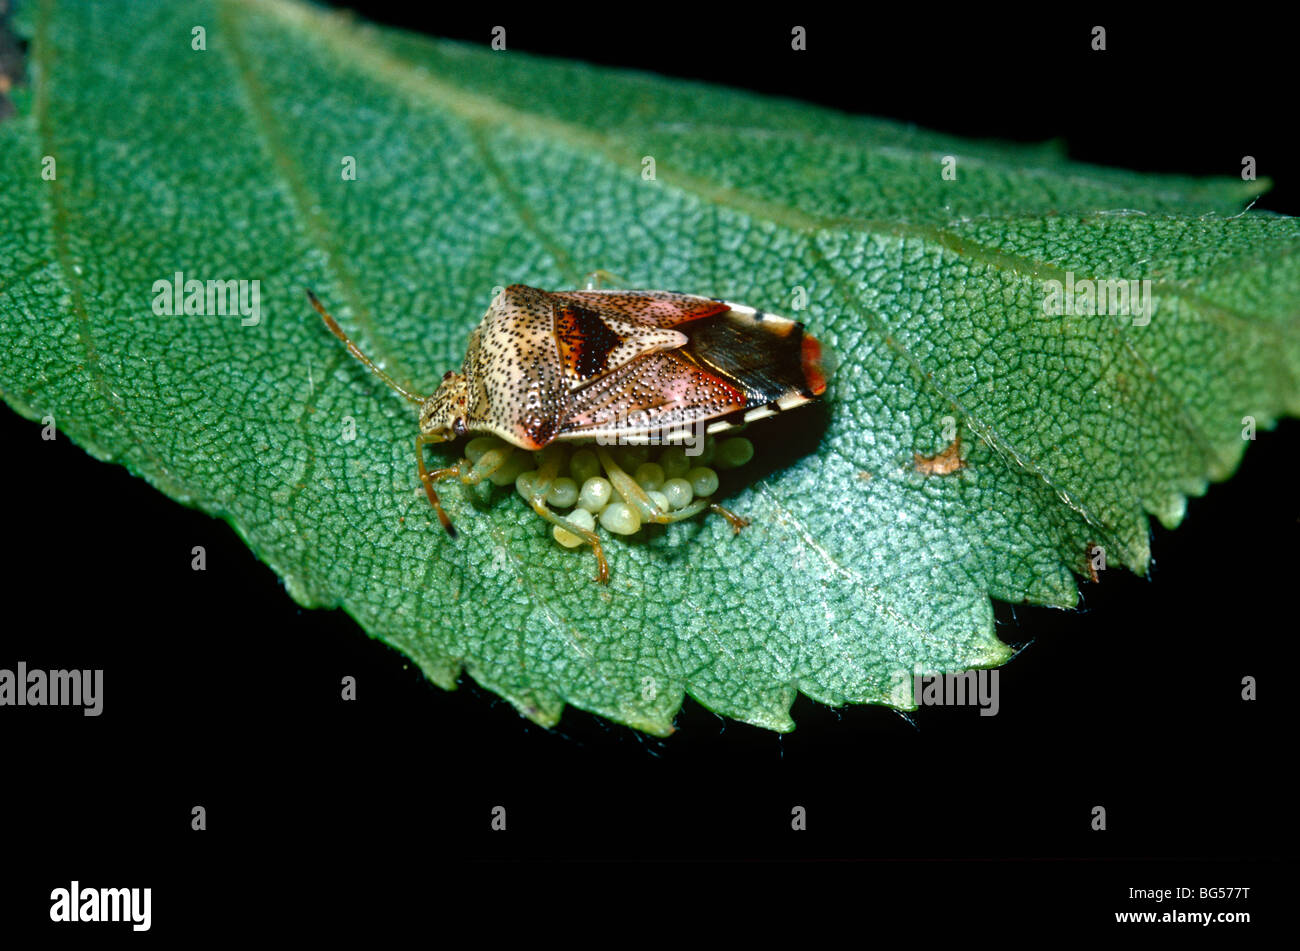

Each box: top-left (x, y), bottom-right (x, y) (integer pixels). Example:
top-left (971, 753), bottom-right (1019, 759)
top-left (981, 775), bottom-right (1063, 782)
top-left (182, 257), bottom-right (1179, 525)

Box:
top-left (466, 285), bottom-right (823, 448)
top-left (553, 302), bottom-right (687, 387)
top-left (465, 286), bottom-right (725, 448)
top-left (548, 290), bottom-right (749, 441)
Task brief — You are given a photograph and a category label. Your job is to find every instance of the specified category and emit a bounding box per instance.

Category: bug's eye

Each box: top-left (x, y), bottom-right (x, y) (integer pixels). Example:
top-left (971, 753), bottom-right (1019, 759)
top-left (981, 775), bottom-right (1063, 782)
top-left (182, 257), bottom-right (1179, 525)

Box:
top-left (443, 370), bottom-right (454, 381)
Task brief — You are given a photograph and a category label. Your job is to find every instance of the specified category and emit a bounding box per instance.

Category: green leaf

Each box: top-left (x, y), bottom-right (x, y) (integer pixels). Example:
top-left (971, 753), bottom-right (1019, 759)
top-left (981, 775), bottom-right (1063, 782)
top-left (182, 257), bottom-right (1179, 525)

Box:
top-left (2, 0), bottom-right (1297, 735)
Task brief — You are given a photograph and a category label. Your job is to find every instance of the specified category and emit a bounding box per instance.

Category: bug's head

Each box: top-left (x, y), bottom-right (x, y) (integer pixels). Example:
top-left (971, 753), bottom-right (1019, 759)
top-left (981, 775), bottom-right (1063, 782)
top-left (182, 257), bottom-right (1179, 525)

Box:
top-left (418, 370), bottom-right (471, 441)
top-left (307, 288), bottom-right (469, 442)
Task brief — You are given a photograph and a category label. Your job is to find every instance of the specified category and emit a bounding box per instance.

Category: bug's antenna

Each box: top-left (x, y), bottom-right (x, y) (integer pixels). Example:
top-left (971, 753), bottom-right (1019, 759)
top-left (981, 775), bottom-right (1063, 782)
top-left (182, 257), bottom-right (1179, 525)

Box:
top-left (306, 289), bottom-right (426, 405)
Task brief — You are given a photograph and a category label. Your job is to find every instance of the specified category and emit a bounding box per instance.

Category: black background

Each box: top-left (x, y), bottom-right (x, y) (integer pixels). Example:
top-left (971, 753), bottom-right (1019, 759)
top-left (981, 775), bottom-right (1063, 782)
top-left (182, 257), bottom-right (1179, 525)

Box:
top-left (2, 3), bottom-right (1290, 936)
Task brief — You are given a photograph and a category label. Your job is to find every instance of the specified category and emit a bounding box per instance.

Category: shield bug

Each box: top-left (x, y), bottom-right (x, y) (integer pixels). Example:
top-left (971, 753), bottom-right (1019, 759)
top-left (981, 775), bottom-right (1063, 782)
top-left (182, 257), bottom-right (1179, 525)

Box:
top-left (308, 284), bottom-right (830, 583)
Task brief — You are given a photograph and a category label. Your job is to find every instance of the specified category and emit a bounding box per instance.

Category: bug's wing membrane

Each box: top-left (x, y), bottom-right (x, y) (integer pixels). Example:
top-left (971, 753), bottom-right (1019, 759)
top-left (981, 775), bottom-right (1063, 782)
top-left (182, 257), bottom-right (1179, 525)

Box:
top-left (556, 350), bottom-right (745, 440)
top-left (551, 290), bottom-right (731, 329)
top-left (685, 309), bottom-right (828, 405)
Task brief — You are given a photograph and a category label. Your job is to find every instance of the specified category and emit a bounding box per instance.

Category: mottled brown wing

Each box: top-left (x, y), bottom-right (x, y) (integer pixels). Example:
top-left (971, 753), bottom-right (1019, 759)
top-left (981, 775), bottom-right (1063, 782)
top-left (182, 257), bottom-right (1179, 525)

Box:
top-left (555, 349), bottom-right (746, 441)
top-left (550, 290), bottom-right (731, 329)
top-left (552, 300), bottom-right (687, 391)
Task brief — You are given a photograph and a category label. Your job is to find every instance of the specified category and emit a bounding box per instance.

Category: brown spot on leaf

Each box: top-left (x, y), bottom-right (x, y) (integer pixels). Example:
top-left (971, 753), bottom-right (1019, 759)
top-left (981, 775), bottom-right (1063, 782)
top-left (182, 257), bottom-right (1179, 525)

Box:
top-left (914, 436), bottom-right (966, 475)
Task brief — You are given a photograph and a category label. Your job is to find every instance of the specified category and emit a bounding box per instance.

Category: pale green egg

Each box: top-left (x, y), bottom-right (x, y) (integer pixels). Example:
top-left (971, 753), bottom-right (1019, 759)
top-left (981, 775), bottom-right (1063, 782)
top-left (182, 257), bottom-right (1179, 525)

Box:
top-left (687, 466), bottom-right (719, 497)
top-left (714, 437), bottom-right (754, 470)
top-left (488, 451), bottom-right (531, 486)
top-left (635, 462), bottom-right (665, 492)
top-left (657, 446), bottom-right (691, 479)
top-left (546, 477), bottom-right (579, 508)
top-left (515, 469), bottom-right (538, 501)
top-left (552, 507), bottom-right (596, 548)
top-left (465, 435), bottom-right (505, 464)
top-left (600, 502), bottom-right (642, 535)
top-left (662, 477), bottom-right (694, 510)
top-left (578, 477), bottom-right (613, 513)
top-left (569, 448), bottom-right (601, 485)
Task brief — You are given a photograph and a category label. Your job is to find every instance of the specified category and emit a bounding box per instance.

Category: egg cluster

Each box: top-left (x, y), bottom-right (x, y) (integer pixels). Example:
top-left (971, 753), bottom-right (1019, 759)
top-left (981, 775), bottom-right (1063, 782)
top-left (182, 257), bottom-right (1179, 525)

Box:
top-left (462, 435), bottom-right (755, 548)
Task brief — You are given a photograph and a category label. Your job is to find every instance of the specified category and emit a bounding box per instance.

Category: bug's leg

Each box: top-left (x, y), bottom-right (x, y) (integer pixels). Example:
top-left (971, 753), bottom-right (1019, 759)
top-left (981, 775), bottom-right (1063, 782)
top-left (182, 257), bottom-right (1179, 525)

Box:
top-left (425, 447), bottom-right (516, 490)
top-left (594, 446), bottom-right (748, 532)
top-left (416, 438), bottom-right (518, 536)
top-left (429, 446), bottom-right (516, 504)
top-left (708, 502), bottom-right (750, 535)
top-left (531, 501), bottom-right (610, 584)
top-left (594, 447), bottom-right (667, 522)
top-left (416, 433), bottom-right (459, 537)
top-left (582, 269), bottom-right (632, 290)
top-left (652, 498), bottom-right (747, 533)
top-left (529, 445), bottom-right (609, 583)
top-left (594, 446), bottom-right (708, 524)
top-left (456, 445), bottom-right (514, 485)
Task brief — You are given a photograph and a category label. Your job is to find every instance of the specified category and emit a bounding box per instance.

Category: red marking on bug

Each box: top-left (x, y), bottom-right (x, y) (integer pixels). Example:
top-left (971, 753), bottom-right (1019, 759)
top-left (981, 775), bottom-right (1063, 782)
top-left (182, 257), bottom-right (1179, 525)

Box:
top-left (802, 333), bottom-right (828, 396)
top-left (662, 364), bottom-right (743, 407)
top-left (642, 297), bottom-right (725, 323)
top-left (555, 303), bottom-right (623, 380)
top-left (519, 410), bottom-right (560, 449)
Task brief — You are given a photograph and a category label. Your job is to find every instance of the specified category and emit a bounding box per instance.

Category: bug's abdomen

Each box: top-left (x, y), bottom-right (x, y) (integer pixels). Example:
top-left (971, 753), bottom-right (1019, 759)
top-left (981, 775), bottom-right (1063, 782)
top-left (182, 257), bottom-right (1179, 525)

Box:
top-left (684, 311), bottom-right (828, 406)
